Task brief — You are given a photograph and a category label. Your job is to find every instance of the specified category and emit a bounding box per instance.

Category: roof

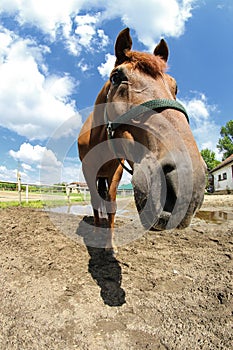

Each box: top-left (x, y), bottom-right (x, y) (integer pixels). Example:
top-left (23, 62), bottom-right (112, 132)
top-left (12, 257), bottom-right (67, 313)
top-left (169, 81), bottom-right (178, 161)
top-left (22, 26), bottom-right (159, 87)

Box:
top-left (118, 183), bottom-right (133, 190)
top-left (69, 182), bottom-right (87, 187)
top-left (210, 154), bottom-right (233, 173)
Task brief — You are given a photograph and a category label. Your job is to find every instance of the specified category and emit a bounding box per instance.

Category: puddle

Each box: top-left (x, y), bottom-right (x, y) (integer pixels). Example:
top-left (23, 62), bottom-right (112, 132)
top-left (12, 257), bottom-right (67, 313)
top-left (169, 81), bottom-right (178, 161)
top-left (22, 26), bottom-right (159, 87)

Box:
top-left (47, 204), bottom-right (132, 218)
top-left (195, 210), bottom-right (233, 224)
top-left (47, 206), bottom-right (233, 224)
top-left (48, 204), bottom-right (93, 216)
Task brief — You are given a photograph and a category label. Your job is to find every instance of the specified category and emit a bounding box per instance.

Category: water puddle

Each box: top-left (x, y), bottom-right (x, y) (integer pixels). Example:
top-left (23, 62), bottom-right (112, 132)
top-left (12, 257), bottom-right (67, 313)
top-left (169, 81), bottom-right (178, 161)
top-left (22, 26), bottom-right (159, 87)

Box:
top-left (195, 210), bottom-right (233, 224)
top-left (47, 206), bottom-right (233, 224)
top-left (48, 204), bottom-right (93, 216)
top-left (47, 204), bottom-right (132, 218)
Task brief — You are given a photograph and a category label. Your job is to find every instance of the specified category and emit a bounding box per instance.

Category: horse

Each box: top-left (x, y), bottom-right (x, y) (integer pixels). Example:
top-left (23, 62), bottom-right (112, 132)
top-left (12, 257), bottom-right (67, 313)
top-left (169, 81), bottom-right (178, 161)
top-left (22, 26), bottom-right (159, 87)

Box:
top-left (78, 28), bottom-right (206, 250)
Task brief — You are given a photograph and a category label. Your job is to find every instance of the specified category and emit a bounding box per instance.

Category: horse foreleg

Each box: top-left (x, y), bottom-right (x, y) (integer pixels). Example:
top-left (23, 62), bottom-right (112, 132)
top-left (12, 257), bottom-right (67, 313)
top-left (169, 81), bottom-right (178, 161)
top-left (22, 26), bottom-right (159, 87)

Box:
top-left (93, 208), bottom-right (100, 227)
top-left (105, 167), bottom-right (123, 251)
top-left (105, 187), bottom-right (118, 252)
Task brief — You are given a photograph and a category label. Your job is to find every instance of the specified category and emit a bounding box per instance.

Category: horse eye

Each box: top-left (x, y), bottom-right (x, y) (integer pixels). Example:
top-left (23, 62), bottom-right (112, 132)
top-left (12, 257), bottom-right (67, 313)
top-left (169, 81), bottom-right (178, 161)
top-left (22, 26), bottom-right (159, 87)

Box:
top-left (110, 72), bottom-right (122, 86)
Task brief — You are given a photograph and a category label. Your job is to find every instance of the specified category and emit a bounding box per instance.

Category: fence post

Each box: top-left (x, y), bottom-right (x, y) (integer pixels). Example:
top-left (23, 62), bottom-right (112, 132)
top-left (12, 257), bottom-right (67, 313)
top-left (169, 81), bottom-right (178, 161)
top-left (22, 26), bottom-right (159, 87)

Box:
top-left (17, 170), bottom-right (21, 205)
top-left (84, 188), bottom-right (86, 201)
top-left (26, 184), bottom-right (29, 203)
top-left (66, 185), bottom-right (71, 203)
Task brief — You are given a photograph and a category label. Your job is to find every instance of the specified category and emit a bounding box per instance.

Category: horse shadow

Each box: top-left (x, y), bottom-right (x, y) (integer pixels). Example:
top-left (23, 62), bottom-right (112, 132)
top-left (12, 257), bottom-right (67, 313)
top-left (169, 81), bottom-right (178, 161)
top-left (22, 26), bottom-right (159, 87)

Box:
top-left (76, 216), bottom-right (126, 307)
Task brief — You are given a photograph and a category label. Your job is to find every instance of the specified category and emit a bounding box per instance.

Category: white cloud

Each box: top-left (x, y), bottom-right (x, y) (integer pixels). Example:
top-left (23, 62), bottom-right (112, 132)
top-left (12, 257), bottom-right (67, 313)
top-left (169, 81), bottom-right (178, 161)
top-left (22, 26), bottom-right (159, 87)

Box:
top-left (99, 0), bottom-right (195, 49)
top-left (180, 93), bottom-right (222, 158)
top-left (61, 162), bottom-right (84, 184)
top-left (9, 142), bottom-right (61, 167)
top-left (21, 163), bottom-right (33, 171)
top-left (182, 95), bottom-right (210, 122)
top-left (77, 59), bottom-right (91, 72)
top-left (0, 165), bottom-right (18, 182)
top-left (44, 75), bottom-right (76, 103)
top-left (74, 13), bottom-right (110, 51)
top-left (0, 0), bottom-right (196, 54)
top-left (0, 0), bottom-right (79, 39)
top-left (97, 29), bottom-right (109, 47)
top-left (8, 142), bottom-right (86, 184)
top-left (0, 2), bottom-right (109, 55)
top-left (0, 27), bottom-right (79, 140)
top-left (98, 53), bottom-right (115, 78)
top-left (75, 22), bottom-right (96, 47)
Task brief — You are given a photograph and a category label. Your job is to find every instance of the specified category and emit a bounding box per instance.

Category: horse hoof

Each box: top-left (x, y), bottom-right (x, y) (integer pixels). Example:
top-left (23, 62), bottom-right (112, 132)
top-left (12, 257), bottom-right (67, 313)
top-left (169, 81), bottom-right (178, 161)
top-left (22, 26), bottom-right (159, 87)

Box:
top-left (105, 247), bottom-right (118, 259)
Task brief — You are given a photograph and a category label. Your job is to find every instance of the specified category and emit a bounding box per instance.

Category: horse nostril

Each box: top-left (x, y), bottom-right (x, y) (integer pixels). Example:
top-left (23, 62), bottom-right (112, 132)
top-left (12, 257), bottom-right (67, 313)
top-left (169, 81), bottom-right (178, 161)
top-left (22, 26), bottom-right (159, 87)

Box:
top-left (163, 164), bottom-right (177, 213)
top-left (163, 164), bottom-right (175, 175)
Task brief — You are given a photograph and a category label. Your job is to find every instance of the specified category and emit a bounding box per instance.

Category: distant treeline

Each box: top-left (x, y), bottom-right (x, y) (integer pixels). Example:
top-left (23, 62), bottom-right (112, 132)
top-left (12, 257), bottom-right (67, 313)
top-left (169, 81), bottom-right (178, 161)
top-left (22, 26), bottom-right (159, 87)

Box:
top-left (0, 182), bottom-right (17, 190)
top-left (0, 182), bottom-right (66, 193)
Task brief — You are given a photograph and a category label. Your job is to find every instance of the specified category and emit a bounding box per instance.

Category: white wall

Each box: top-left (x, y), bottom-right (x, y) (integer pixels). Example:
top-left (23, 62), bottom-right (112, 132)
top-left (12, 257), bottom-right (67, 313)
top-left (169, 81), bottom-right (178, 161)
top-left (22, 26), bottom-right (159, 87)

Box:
top-left (212, 162), bottom-right (233, 191)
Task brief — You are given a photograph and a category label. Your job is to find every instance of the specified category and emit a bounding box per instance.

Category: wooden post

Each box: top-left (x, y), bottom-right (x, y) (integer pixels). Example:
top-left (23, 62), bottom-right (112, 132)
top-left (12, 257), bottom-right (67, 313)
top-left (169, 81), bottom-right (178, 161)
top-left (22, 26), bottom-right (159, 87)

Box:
top-left (17, 169), bottom-right (21, 205)
top-left (84, 188), bottom-right (87, 201)
top-left (66, 185), bottom-right (71, 203)
top-left (26, 184), bottom-right (29, 203)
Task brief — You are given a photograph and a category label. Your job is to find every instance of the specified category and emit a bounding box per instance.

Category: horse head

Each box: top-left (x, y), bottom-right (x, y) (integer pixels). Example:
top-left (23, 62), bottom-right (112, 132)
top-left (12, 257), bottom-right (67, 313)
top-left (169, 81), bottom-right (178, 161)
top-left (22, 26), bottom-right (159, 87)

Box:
top-left (103, 28), bottom-right (206, 230)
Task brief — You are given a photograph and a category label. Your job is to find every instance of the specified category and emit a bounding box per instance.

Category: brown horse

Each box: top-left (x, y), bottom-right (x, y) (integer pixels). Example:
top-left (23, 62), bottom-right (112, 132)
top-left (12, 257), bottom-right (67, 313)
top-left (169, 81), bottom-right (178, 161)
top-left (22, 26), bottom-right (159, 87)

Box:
top-left (78, 28), bottom-right (206, 249)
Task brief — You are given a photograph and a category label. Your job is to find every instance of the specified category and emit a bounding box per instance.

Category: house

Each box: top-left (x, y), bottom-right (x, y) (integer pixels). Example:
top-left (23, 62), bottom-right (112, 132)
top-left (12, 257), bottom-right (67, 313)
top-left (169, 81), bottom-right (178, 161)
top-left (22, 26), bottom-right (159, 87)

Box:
top-left (67, 182), bottom-right (88, 194)
top-left (117, 183), bottom-right (134, 196)
top-left (210, 154), bottom-right (233, 192)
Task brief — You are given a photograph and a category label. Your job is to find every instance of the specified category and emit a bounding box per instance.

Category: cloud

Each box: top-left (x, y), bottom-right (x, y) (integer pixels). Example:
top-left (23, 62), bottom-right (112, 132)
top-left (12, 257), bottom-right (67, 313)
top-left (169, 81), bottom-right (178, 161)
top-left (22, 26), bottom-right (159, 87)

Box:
top-left (61, 162), bottom-right (84, 184)
top-left (0, 26), bottom-right (79, 140)
top-left (8, 141), bottom-right (86, 185)
top-left (21, 163), bottom-right (33, 171)
top-left (0, 2), bottom-right (109, 55)
top-left (100, 0), bottom-right (195, 49)
top-left (74, 13), bottom-right (99, 47)
top-left (0, 0), bottom-right (196, 54)
top-left (180, 93), bottom-right (222, 158)
top-left (98, 53), bottom-right (115, 78)
top-left (97, 29), bottom-right (109, 48)
top-left (77, 59), bottom-right (91, 73)
top-left (9, 142), bottom-right (61, 167)
top-left (0, 0), bottom-right (78, 39)
top-left (9, 142), bottom-right (65, 183)
top-left (0, 165), bottom-right (18, 182)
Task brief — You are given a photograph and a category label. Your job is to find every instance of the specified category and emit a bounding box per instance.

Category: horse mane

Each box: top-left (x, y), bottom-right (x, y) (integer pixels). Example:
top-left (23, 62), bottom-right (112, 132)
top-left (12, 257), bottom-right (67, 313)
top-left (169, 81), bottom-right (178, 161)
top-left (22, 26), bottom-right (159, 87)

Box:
top-left (117, 50), bottom-right (167, 78)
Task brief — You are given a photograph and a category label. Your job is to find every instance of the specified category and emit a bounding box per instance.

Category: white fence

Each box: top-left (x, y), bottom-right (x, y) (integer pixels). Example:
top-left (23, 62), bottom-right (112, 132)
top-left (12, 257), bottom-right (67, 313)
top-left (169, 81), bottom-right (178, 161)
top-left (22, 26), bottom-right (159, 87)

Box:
top-left (0, 181), bottom-right (88, 204)
top-left (0, 180), bottom-right (132, 205)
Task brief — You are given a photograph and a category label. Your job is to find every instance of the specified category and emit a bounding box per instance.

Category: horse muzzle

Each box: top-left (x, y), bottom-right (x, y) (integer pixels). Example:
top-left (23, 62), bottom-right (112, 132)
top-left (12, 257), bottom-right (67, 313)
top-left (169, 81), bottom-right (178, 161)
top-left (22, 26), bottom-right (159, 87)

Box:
top-left (132, 154), bottom-right (194, 231)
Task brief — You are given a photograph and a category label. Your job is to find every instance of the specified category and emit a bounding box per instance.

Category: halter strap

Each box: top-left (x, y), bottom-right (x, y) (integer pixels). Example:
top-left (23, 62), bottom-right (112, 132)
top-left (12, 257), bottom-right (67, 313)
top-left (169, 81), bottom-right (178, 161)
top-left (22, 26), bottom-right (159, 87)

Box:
top-left (104, 98), bottom-right (189, 175)
top-left (106, 99), bottom-right (189, 138)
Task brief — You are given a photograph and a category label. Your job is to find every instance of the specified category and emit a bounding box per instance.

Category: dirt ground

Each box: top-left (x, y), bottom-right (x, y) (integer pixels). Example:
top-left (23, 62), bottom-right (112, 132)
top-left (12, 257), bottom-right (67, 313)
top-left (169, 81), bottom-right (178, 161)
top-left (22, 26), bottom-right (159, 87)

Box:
top-left (0, 195), bottom-right (232, 350)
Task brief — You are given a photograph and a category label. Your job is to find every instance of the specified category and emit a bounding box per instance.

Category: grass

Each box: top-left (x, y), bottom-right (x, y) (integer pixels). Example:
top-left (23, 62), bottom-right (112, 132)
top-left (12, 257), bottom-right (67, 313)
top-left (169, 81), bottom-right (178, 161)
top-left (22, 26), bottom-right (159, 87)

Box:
top-left (0, 200), bottom-right (44, 209)
top-left (0, 196), bottom-right (88, 209)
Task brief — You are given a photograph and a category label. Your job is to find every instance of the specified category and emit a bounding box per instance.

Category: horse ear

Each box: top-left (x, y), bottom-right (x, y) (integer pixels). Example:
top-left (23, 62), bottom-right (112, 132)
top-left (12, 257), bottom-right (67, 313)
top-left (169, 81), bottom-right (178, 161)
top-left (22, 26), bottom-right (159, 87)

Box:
top-left (154, 39), bottom-right (169, 62)
top-left (115, 28), bottom-right (132, 64)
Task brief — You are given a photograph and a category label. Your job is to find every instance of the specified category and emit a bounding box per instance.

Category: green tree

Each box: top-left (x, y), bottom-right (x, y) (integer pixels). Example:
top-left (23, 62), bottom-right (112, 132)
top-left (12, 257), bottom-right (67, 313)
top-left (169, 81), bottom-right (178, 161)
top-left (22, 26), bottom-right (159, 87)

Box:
top-left (217, 120), bottom-right (233, 160)
top-left (201, 149), bottom-right (220, 170)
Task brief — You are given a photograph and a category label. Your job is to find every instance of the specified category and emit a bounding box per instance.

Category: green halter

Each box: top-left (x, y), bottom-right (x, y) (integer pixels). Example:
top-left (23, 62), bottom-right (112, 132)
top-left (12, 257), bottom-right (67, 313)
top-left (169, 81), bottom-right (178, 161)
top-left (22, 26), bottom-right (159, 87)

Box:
top-left (104, 98), bottom-right (189, 175)
top-left (105, 98), bottom-right (189, 139)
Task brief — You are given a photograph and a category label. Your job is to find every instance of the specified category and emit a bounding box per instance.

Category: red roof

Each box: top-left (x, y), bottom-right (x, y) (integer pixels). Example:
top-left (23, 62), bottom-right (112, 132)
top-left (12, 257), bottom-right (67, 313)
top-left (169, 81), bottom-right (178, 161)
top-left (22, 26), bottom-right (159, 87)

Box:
top-left (210, 154), bottom-right (233, 173)
top-left (69, 182), bottom-right (87, 187)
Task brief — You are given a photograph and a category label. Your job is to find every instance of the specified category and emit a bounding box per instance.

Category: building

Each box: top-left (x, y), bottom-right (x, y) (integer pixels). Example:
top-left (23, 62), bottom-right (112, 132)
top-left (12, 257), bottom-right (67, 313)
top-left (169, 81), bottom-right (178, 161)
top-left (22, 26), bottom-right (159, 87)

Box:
top-left (117, 183), bottom-right (134, 196)
top-left (67, 182), bottom-right (88, 194)
top-left (210, 154), bottom-right (233, 192)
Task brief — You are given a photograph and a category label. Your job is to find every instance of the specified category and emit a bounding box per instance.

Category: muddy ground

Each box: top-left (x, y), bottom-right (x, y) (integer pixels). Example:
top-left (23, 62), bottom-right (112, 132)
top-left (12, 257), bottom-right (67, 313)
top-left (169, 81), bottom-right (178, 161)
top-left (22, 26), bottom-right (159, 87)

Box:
top-left (0, 195), bottom-right (232, 349)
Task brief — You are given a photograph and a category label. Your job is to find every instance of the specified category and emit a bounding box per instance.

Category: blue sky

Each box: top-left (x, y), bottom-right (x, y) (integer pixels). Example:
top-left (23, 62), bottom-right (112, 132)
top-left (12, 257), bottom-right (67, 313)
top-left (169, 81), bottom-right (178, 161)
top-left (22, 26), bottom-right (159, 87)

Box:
top-left (0, 0), bottom-right (233, 184)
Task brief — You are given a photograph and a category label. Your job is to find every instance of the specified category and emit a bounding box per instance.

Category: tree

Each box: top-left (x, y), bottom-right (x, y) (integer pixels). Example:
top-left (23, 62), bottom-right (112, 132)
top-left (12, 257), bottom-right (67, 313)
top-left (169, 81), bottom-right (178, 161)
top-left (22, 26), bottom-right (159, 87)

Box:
top-left (201, 149), bottom-right (220, 170)
top-left (217, 120), bottom-right (233, 160)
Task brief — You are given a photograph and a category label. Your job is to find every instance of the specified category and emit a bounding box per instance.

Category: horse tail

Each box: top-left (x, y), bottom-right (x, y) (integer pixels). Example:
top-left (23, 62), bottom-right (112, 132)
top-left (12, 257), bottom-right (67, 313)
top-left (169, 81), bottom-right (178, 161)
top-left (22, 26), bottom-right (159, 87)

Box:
top-left (97, 177), bottom-right (108, 200)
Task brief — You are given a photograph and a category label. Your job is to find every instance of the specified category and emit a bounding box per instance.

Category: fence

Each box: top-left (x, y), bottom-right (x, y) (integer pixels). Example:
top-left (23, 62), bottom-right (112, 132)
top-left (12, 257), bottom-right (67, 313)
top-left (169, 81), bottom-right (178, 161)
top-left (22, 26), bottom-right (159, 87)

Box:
top-left (0, 181), bottom-right (88, 204)
top-left (0, 180), bottom-right (133, 205)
